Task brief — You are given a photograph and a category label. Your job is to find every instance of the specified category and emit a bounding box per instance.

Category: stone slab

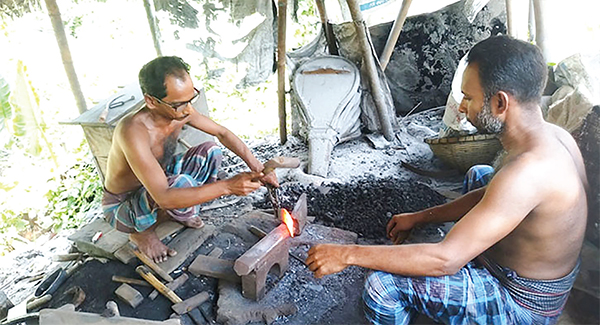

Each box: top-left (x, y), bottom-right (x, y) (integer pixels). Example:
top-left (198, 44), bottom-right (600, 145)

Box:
top-left (157, 225), bottom-right (216, 274)
top-left (188, 255), bottom-right (240, 283)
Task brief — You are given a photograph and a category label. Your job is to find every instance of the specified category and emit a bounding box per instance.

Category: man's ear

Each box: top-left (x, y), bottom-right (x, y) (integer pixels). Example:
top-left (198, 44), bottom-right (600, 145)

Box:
top-left (144, 94), bottom-right (158, 109)
top-left (494, 91), bottom-right (510, 116)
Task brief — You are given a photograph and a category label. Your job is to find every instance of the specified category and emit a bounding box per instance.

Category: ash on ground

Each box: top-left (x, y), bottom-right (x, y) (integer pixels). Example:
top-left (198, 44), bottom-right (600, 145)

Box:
top-left (0, 107), bottom-right (463, 324)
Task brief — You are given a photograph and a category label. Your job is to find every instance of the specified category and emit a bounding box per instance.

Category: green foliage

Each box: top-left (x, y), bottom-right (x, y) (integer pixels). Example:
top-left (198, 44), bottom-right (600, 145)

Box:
top-left (0, 74), bottom-right (11, 135)
top-left (67, 15), bottom-right (84, 38)
top-left (10, 60), bottom-right (58, 164)
top-left (44, 160), bottom-right (102, 231)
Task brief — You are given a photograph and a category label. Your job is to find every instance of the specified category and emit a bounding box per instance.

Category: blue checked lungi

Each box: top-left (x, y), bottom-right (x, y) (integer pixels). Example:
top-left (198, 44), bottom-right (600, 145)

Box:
top-left (362, 260), bottom-right (578, 325)
top-left (102, 141), bottom-right (222, 233)
top-left (462, 164), bottom-right (494, 194)
top-left (362, 164), bottom-right (579, 325)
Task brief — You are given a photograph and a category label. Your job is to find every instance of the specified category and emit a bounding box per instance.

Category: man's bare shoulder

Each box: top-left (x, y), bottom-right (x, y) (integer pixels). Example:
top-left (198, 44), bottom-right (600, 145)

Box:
top-left (114, 109), bottom-right (150, 141)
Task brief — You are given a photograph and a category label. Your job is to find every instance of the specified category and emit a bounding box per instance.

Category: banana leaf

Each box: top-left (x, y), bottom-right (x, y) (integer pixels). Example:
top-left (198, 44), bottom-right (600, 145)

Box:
top-left (11, 60), bottom-right (57, 166)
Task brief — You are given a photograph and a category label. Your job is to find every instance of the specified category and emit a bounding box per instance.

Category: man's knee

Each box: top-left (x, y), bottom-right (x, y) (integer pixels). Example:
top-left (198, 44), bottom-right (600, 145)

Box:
top-left (462, 164), bottom-right (494, 193)
top-left (364, 271), bottom-right (403, 307)
top-left (364, 271), bottom-right (414, 325)
top-left (196, 141), bottom-right (222, 158)
top-left (168, 174), bottom-right (197, 189)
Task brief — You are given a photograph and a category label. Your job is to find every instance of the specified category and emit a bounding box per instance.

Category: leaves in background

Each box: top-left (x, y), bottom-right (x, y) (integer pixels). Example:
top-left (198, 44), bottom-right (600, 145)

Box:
top-left (0, 74), bottom-right (11, 135)
top-left (11, 60), bottom-right (57, 165)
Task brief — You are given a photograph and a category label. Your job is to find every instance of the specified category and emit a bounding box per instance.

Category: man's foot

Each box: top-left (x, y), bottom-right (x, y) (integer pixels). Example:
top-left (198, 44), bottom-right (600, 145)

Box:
top-left (130, 230), bottom-right (177, 264)
top-left (179, 215), bottom-right (205, 229)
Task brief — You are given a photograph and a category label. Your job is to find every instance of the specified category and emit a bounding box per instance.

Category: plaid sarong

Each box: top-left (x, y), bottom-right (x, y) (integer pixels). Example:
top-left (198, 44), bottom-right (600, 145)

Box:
top-left (462, 164), bottom-right (494, 194)
top-left (362, 164), bottom-right (578, 325)
top-left (362, 261), bottom-right (571, 325)
top-left (102, 141), bottom-right (222, 233)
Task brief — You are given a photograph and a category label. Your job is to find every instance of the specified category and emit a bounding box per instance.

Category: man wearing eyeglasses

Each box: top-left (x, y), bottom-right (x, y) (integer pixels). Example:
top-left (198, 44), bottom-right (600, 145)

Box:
top-left (102, 56), bottom-right (277, 263)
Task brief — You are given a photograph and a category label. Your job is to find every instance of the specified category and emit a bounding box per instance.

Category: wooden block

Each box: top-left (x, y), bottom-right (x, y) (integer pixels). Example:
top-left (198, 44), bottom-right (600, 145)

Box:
top-left (115, 284), bottom-right (144, 308)
top-left (208, 247), bottom-right (223, 258)
top-left (157, 225), bottom-right (216, 275)
top-left (188, 255), bottom-right (240, 283)
top-left (68, 219), bottom-right (129, 259)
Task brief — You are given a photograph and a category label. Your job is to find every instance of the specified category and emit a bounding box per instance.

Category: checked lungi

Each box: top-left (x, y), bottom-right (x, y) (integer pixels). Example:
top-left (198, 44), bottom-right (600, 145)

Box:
top-left (102, 141), bottom-right (222, 233)
top-left (362, 165), bottom-right (579, 325)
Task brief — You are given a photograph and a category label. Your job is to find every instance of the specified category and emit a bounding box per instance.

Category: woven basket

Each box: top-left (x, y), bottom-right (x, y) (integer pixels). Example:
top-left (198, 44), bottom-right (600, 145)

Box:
top-left (425, 134), bottom-right (502, 173)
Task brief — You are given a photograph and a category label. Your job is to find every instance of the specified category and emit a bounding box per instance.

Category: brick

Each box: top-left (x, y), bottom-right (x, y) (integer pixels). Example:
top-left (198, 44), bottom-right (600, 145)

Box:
top-left (115, 284), bottom-right (143, 309)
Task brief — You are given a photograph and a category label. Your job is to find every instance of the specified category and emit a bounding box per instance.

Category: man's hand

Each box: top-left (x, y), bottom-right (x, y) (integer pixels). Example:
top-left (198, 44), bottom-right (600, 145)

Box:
top-left (306, 244), bottom-right (350, 278)
top-left (386, 212), bottom-right (422, 245)
top-left (225, 171), bottom-right (263, 196)
top-left (260, 171), bottom-right (279, 188)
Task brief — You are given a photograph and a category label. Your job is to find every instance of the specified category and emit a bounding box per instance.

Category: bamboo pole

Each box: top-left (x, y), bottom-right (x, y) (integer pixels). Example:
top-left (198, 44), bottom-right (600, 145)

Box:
top-left (44, 0), bottom-right (87, 114)
top-left (346, 0), bottom-right (395, 141)
top-left (143, 0), bottom-right (162, 57)
top-left (315, 0), bottom-right (338, 55)
top-left (277, 0), bottom-right (288, 144)
top-left (380, 0), bottom-right (413, 70)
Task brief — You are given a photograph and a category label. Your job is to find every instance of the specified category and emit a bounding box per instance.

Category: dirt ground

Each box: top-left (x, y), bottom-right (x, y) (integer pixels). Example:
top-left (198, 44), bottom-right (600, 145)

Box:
top-left (1, 106), bottom-right (598, 324)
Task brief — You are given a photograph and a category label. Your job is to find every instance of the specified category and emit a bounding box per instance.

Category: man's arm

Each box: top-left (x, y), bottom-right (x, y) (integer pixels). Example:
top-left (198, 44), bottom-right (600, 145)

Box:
top-left (387, 187), bottom-right (486, 244)
top-left (307, 159), bottom-right (542, 278)
top-left (186, 109), bottom-right (278, 186)
top-left (118, 121), bottom-right (261, 209)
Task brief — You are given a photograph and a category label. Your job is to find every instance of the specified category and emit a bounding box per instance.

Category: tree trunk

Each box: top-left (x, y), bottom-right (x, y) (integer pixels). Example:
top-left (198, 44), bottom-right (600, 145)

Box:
top-left (44, 0), bottom-right (87, 114)
top-left (143, 0), bottom-right (162, 56)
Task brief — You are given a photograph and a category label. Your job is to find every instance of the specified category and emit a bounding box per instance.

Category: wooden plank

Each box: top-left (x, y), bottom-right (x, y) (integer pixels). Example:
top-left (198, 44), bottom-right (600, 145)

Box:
top-left (157, 225), bottom-right (216, 274)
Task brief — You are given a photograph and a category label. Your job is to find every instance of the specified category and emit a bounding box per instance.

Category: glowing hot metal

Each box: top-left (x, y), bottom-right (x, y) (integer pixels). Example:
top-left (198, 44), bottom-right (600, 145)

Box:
top-left (281, 209), bottom-right (294, 237)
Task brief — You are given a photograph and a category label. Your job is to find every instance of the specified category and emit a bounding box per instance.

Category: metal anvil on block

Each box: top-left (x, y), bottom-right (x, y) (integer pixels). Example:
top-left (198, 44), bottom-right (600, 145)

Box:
top-left (233, 194), bottom-right (307, 300)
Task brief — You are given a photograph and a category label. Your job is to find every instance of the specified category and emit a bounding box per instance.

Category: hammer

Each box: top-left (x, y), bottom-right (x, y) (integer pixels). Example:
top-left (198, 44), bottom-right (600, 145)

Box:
top-left (136, 266), bottom-right (207, 324)
top-left (261, 157), bottom-right (301, 218)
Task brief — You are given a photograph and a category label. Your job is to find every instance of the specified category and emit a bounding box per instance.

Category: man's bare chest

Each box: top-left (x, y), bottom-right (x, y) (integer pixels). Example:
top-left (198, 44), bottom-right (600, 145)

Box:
top-left (148, 127), bottom-right (183, 166)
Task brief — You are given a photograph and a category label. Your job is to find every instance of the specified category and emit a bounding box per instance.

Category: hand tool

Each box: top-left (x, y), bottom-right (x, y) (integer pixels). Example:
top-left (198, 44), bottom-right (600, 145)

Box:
top-left (172, 292), bottom-right (209, 315)
top-left (111, 275), bottom-right (152, 287)
top-left (131, 245), bottom-right (174, 282)
top-left (149, 273), bottom-right (189, 300)
top-left (135, 266), bottom-right (181, 304)
top-left (261, 157), bottom-right (301, 218)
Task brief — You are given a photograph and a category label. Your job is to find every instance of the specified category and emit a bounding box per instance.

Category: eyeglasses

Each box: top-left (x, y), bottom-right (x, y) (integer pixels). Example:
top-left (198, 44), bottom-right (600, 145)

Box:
top-left (153, 87), bottom-right (200, 111)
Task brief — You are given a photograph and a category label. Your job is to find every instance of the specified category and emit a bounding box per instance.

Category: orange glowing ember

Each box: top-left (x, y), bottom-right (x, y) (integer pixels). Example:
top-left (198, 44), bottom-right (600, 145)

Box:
top-left (281, 209), bottom-right (294, 237)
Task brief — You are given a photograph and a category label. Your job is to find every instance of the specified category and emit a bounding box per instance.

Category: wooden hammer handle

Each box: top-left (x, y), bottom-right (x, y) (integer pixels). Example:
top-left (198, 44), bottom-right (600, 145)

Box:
top-left (136, 266), bottom-right (182, 304)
